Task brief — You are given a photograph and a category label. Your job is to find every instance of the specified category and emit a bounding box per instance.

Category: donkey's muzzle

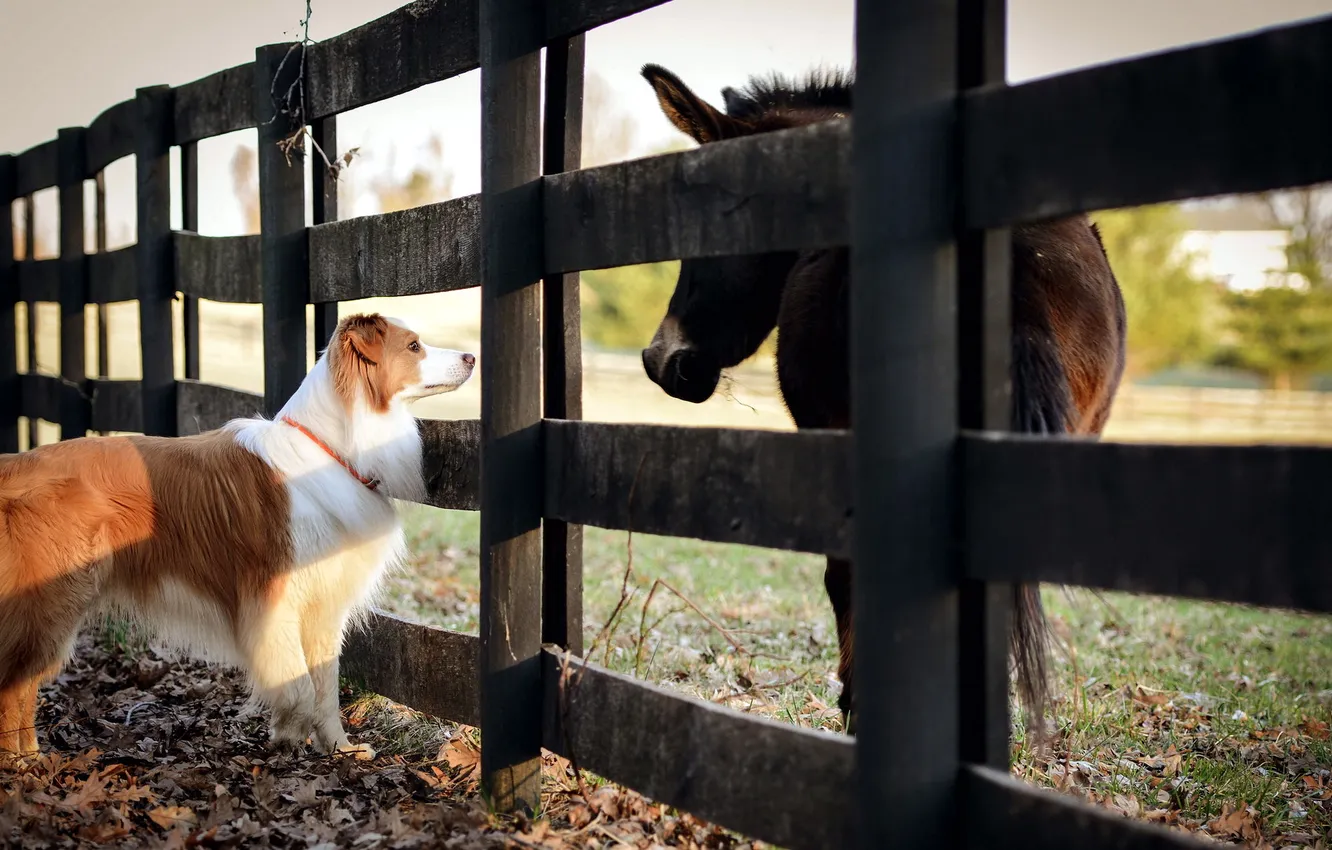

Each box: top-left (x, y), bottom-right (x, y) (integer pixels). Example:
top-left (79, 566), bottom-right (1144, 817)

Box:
top-left (642, 346), bottom-right (719, 404)
top-left (641, 316), bottom-right (721, 404)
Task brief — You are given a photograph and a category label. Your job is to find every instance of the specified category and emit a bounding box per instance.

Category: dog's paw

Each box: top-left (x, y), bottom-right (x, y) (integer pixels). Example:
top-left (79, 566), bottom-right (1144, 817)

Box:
top-left (269, 725), bottom-right (313, 757)
top-left (330, 740), bottom-right (376, 761)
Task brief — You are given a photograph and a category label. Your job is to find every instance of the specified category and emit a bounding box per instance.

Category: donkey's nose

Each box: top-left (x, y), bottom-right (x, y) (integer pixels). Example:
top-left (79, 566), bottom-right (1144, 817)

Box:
top-left (462, 353), bottom-right (476, 367)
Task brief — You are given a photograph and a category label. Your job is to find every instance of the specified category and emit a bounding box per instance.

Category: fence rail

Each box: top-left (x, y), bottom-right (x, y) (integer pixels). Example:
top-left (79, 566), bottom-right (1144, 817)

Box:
top-left (6, 1), bottom-right (1331, 848)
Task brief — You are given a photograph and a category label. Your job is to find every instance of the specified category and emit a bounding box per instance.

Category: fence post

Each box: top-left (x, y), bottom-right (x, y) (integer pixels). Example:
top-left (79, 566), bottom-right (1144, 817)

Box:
top-left (57, 127), bottom-right (90, 441)
top-left (136, 85), bottom-right (176, 438)
top-left (0, 154), bottom-right (16, 452)
top-left (23, 192), bottom-right (37, 448)
top-left (478, 0), bottom-right (544, 814)
top-left (94, 172), bottom-right (111, 431)
top-left (957, 0), bottom-right (1013, 771)
top-left (310, 116), bottom-right (339, 351)
top-left (254, 43), bottom-right (309, 415)
top-left (541, 34), bottom-right (585, 656)
top-left (181, 142), bottom-right (201, 381)
top-left (851, 1), bottom-right (962, 847)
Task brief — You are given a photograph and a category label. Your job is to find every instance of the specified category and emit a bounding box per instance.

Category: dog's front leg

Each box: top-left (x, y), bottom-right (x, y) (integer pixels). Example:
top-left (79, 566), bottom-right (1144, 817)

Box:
top-left (303, 610), bottom-right (374, 760)
top-left (242, 600), bottom-right (321, 752)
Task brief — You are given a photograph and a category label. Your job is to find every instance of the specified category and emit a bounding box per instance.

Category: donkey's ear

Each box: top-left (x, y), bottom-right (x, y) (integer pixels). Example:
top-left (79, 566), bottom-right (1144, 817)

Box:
top-left (641, 64), bottom-right (749, 144)
top-left (339, 313), bottom-right (388, 366)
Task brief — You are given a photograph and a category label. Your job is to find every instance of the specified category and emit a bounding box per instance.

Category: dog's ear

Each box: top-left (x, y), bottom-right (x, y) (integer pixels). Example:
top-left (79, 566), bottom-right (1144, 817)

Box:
top-left (641, 64), bottom-right (750, 144)
top-left (339, 314), bottom-right (389, 366)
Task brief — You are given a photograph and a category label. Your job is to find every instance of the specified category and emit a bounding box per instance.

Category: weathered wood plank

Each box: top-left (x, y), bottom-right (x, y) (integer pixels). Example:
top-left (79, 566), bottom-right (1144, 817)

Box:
top-left (175, 380), bottom-right (262, 436)
top-left (851, 2), bottom-right (961, 847)
top-left (173, 63), bottom-right (255, 146)
top-left (17, 260), bottom-right (58, 303)
top-left (307, 195), bottom-right (479, 302)
top-left (174, 233), bottom-right (261, 303)
top-left (22, 189), bottom-right (37, 447)
top-left (255, 44), bottom-right (309, 416)
top-left (305, 0), bottom-right (479, 121)
top-left (957, 0), bottom-right (1014, 773)
top-left (309, 117), bottom-right (339, 351)
top-left (136, 85), bottom-right (177, 438)
top-left (542, 648), bottom-right (854, 850)
top-left (89, 379), bottom-right (143, 433)
top-left (963, 434), bottom-right (1332, 614)
top-left (93, 172), bottom-right (111, 418)
top-left (478, 0), bottom-right (545, 814)
top-left (419, 418), bottom-right (479, 511)
top-left (340, 610), bottom-right (480, 728)
top-left (16, 139), bottom-right (57, 196)
top-left (545, 0), bottom-right (671, 41)
top-left (85, 99), bottom-right (136, 175)
top-left (87, 247), bottom-right (137, 304)
top-left (962, 766), bottom-right (1211, 849)
top-left (58, 127), bottom-right (90, 440)
top-left (0, 155), bottom-right (16, 452)
top-left (20, 373), bottom-right (61, 424)
top-left (180, 143), bottom-right (201, 380)
top-left (544, 420), bottom-right (852, 556)
top-left (544, 119), bottom-right (849, 272)
top-left (541, 34), bottom-right (585, 656)
top-left (963, 14), bottom-right (1332, 227)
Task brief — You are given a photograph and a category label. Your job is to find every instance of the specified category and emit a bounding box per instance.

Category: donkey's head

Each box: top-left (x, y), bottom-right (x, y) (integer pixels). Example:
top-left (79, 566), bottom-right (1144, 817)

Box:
top-left (638, 64), bottom-right (851, 403)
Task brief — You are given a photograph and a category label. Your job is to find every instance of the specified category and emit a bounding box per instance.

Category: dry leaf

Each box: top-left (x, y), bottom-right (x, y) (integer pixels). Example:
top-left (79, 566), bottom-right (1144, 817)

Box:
top-left (148, 805), bottom-right (199, 830)
top-left (1132, 686), bottom-right (1170, 706)
top-left (1207, 803), bottom-right (1263, 842)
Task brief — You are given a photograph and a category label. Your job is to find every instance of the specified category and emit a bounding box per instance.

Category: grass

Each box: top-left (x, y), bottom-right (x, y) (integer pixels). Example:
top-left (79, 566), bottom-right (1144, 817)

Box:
top-left (378, 502), bottom-right (1332, 846)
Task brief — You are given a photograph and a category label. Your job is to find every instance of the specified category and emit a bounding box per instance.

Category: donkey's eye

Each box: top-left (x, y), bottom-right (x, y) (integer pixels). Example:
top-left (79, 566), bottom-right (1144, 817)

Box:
top-left (408, 341), bottom-right (421, 353)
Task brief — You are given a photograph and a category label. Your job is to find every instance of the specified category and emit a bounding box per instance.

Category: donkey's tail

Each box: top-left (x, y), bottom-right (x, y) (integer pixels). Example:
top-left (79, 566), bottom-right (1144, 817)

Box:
top-left (1007, 329), bottom-right (1071, 731)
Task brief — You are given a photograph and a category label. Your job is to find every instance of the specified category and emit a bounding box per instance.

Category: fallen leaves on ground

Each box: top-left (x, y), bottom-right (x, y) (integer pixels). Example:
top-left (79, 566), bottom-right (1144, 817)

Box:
top-left (1023, 678), bottom-right (1332, 848)
top-left (0, 633), bottom-right (764, 849)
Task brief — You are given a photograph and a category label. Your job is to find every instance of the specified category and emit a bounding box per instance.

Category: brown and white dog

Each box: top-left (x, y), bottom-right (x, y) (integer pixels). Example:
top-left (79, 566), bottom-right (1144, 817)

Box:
top-left (0, 313), bottom-right (474, 758)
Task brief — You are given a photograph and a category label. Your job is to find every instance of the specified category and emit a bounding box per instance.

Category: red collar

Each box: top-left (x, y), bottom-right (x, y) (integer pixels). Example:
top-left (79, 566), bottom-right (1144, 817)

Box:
top-left (280, 416), bottom-right (379, 491)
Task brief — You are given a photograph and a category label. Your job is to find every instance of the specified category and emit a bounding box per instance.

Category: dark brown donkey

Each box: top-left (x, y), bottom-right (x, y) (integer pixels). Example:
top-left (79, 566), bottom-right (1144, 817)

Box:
top-left (638, 64), bottom-right (1127, 732)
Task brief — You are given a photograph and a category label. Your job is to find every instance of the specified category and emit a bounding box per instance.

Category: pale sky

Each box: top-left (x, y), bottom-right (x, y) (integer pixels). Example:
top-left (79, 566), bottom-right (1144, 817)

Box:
top-left (3, 0), bottom-right (1332, 242)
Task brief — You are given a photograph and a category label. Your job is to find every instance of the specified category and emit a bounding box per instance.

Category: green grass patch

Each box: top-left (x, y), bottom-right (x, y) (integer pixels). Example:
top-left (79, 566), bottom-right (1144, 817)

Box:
top-left (386, 503), bottom-right (1332, 845)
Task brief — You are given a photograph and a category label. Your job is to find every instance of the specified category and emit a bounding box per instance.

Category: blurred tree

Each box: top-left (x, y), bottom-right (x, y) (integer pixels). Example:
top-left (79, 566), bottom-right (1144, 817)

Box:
top-left (361, 135), bottom-right (453, 213)
top-left (230, 145), bottom-right (260, 234)
top-left (1091, 203), bottom-right (1216, 377)
top-left (1209, 186), bottom-right (1332, 390)
top-left (10, 199), bottom-right (55, 259)
top-left (1262, 186), bottom-right (1332, 290)
top-left (1216, 284), bottom-right (1332, 390)
top-left (582, 261), bottom-right (680, 350)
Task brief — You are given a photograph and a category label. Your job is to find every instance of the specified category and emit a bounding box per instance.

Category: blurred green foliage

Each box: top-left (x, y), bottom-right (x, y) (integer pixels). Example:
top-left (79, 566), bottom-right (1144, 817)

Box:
top-left (1092, 204), bottom-right (1217, 377)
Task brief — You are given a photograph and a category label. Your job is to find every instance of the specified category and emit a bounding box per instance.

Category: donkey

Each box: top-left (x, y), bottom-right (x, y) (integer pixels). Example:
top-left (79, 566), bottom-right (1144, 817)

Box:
top-left (637, 64), bottom-right (1127, 733)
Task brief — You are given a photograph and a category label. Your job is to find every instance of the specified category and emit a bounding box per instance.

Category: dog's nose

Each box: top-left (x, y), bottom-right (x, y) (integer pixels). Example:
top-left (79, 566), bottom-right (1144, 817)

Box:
top-left (462, 353), bottom-right (476, 367)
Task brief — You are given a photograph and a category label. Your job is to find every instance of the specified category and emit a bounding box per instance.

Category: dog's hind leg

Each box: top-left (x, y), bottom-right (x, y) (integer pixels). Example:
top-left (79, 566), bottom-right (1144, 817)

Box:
top-left (0, 682), bottom-right (25, 754)
top-left (241, 590), bottom-right (320, 752)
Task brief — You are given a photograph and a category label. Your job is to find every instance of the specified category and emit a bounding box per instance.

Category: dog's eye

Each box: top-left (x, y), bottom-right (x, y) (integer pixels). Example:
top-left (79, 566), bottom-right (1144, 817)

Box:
top-left (408, 341), bottom-right (421, 353)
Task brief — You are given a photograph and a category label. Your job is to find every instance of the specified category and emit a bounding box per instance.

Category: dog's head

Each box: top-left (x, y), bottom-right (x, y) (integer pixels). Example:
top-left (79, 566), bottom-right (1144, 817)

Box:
top-left (328, 313), bottom-right (475, 412)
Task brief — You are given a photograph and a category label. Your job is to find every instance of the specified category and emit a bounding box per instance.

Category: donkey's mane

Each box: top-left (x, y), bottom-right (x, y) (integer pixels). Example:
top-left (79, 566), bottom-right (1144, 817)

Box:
top-left (724, 68), bottom-right (853, 119)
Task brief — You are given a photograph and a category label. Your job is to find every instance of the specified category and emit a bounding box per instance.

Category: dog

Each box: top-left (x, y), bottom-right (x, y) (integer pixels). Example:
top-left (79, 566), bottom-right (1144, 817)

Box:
top-left (0, 313), bottom-right (474, 758)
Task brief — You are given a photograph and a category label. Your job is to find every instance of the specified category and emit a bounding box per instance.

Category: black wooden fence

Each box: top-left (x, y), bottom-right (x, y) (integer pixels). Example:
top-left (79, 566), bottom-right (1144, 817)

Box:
top-left (3, 0), bottom-right (1330, 847)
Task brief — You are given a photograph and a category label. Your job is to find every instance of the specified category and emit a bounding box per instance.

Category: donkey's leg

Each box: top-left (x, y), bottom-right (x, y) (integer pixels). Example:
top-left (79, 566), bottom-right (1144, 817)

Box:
top-left (824, 556), bottom-right (855, 733)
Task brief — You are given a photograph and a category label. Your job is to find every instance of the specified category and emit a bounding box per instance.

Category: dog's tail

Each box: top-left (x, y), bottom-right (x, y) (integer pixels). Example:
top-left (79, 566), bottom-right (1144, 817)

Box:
top-left (1007, 329), bottom-right (1070, 734)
